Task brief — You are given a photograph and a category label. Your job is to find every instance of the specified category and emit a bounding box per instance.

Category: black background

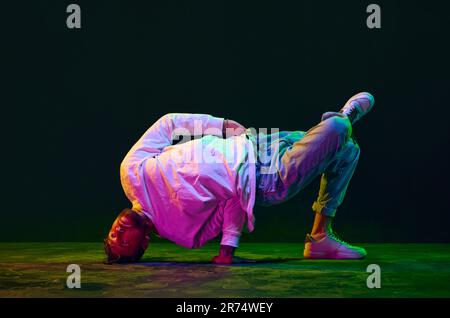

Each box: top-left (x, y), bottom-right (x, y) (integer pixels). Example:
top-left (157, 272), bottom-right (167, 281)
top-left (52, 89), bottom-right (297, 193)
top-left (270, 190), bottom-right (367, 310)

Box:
top-left (2, 1), bottom-right (450, 243)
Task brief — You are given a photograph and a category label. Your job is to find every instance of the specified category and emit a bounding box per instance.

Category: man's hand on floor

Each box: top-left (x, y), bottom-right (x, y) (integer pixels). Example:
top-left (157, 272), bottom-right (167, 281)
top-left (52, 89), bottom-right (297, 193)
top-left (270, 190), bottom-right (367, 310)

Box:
top-left (212, 254), bottom-right (234, 264)
top-left (212, 244), bottom-right (235, 264)
top-left (211, 244), bottom-right (257, 264)
top-left (211, 255), bottom-right (258, 265)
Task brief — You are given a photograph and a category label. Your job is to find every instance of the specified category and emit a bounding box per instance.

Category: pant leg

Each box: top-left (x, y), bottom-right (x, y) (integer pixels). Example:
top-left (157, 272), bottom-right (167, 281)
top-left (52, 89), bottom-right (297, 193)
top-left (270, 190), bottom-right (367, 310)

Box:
top-left (256, 116), bottom-right (359, 217)
top-left (311, 136), bottom-right (359, 217)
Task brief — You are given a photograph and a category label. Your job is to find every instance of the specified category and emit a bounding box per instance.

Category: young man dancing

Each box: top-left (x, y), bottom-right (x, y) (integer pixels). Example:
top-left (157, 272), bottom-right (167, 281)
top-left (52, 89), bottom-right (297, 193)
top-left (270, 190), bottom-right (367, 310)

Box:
top-left (104, 92), bottom-right (375, 264)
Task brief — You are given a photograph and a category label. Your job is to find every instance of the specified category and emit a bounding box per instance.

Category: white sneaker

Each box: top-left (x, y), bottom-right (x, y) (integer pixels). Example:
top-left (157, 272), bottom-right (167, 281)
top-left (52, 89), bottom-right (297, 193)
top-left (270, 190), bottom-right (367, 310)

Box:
top-left (340, 92), bottom-right (375, 124)
top-left (303, 232), bottom-right (367, 259)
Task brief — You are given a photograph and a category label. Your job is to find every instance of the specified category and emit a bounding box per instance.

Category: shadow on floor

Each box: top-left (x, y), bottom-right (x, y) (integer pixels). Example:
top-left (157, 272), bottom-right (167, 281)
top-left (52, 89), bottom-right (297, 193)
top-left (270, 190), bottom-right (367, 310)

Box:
top-left (136, 257), bottom-right (304, 267)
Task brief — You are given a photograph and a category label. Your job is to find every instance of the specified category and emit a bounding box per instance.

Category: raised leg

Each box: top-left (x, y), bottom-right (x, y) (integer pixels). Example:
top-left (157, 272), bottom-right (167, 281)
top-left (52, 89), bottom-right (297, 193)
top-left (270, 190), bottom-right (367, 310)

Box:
top-left (257, 114), bottom-right (354, 208)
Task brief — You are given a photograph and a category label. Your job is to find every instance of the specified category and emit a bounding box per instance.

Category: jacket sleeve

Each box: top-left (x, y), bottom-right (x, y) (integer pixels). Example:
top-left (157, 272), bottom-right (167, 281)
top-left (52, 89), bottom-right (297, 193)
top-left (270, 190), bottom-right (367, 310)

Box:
top-left (122, 113), bottom-right (224, 165)
top-left (120, 113), bottom-right (224, 210)
top-left (220, 197), bottom-right (247, 248)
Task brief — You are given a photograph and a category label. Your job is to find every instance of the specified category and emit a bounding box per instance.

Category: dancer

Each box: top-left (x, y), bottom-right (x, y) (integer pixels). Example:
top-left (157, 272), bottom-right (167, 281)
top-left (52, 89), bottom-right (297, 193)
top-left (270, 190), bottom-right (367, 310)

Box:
top-left (104, 92), bottom-right (375, 264)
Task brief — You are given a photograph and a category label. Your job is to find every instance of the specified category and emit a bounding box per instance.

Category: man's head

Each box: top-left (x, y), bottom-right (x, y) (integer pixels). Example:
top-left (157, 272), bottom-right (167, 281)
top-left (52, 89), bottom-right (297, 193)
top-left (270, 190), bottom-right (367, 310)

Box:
top-left (104, 209), bottom-right (153, 264)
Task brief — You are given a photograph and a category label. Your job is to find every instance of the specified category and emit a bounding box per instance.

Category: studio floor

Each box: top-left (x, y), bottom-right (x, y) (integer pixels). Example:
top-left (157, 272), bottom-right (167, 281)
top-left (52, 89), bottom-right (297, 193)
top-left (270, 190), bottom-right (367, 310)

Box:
top-left (0, 243), bottom-right (449, 298)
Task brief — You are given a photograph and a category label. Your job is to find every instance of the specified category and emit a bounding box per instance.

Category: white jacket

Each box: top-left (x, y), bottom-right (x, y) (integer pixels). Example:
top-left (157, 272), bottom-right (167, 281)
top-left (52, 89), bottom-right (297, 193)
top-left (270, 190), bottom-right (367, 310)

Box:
top-left (120, 113), bottom-right (256, 248)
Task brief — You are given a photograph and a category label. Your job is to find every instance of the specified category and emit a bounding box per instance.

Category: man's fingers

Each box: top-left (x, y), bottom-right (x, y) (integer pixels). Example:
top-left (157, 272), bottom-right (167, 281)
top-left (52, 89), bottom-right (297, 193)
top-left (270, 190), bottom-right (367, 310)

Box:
top-left (211, 255), bottom-right (233, 265)
top-left (224, 128), bottom-right (245, 137)
top-left (223, 119), bottom-right (246, 137)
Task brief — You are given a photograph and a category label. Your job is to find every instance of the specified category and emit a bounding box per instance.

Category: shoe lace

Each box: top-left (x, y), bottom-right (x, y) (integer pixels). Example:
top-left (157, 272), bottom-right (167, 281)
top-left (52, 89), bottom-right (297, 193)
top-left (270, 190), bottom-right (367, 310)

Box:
top-left (348, 101), bottom-right (359, 122)
top-left (328, 231), bottom-right (348, 245)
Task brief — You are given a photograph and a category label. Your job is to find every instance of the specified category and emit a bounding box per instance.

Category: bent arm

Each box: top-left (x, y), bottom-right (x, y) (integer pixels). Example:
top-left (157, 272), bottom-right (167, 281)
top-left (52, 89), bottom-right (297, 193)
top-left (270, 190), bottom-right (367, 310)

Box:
top-left (122, 113), bottom-right (224, 165)
top-left (120, 113), bottom-right (224, 210)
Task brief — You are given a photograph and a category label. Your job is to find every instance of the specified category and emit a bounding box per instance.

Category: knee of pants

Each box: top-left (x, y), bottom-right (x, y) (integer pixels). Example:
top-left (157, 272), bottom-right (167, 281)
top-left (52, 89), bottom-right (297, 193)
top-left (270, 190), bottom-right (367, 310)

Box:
top-left (324, 116), bottom-right (352, 141)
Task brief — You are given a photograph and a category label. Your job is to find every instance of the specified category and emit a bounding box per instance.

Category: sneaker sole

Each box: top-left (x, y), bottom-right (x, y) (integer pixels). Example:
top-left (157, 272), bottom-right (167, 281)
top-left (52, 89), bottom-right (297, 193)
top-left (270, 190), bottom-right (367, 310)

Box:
top-left (303, 251), bottom-right (366, 260)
